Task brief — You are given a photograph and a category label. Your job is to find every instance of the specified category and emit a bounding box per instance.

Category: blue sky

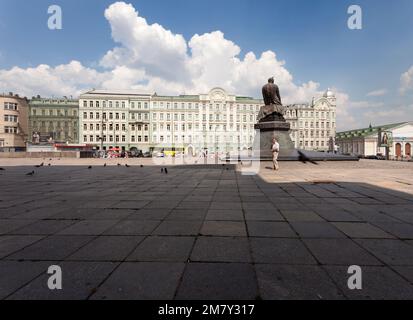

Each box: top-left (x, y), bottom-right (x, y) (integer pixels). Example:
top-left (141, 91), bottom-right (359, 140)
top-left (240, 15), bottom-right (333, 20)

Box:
top-left (1, 0), bottom-right (413, 130)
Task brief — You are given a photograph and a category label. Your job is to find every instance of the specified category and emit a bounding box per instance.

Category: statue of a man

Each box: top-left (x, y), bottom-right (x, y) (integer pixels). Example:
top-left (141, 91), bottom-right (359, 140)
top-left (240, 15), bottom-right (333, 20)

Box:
top-left (257, 77), bottom-right (286, 122)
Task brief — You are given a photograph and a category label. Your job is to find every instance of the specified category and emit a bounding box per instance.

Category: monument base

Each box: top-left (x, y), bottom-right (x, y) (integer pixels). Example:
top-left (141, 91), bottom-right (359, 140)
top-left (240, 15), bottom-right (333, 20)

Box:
top-left (252, 121), bottom-right (295, 159)
top-left (224, 120), bottom-right (359, 162)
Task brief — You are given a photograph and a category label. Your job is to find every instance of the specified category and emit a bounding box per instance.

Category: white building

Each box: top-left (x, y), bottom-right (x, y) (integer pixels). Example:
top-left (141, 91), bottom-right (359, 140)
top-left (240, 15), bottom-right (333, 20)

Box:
top-left (79, 88), bottom-right (337, 154)
top-left (336, 122), bottom-right (413, 159)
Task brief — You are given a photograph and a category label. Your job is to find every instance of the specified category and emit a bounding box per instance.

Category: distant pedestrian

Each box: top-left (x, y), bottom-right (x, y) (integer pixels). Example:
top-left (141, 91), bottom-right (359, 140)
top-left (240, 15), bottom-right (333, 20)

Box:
top-left (271, 137), bottom-right (280, 171)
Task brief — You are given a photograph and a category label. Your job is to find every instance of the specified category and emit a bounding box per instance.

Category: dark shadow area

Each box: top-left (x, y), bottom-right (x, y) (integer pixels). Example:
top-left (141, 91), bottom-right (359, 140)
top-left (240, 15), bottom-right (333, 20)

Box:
top-left (0, 164), bottom-right (413, 300)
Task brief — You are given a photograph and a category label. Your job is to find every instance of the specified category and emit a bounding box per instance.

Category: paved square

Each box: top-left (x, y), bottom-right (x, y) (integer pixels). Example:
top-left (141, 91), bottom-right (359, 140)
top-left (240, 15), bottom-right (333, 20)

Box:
top-left (0, 158), bottom-right (413, 300)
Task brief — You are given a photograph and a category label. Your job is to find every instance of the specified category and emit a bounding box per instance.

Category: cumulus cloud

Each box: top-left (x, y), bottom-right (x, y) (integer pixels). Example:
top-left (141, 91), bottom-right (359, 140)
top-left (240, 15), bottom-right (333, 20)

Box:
top-left (400, 66), bottom-right (413, 94)
top-left (0, 1), bottom-right (381, 131)
top-left (1, 1), bottom-right (324, 102)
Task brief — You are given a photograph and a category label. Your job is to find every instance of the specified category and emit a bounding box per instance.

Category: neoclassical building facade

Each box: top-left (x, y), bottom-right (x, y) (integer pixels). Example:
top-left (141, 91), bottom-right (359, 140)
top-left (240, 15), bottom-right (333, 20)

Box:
top-left (79, 88), bottom-right (337, 154)
top-left (29, 97), bottom-right (79, 144)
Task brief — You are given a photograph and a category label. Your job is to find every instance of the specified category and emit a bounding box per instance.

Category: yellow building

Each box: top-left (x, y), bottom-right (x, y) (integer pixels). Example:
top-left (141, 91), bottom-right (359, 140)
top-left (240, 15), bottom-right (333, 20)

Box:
top-left (0, 93), bottom-right (30, 151)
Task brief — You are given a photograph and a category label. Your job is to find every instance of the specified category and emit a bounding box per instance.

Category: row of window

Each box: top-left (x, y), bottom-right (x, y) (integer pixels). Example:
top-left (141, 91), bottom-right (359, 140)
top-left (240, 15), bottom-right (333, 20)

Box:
top-left (32, 121), bottom-right (77, 128)
top-left (32, 109), bottom-right (77, 117)
top-left (298, 122), bottom-right (335, 129)
top-left (82, 100), bottom-right (260, 112)
top-left (4, 126), bottom-right (18, 134)
top-left (290, 111), bottom-right (335, 118)
top-left (4, 102), bottom-right (18, 111)
top-left (82, 111), bottom-right (258, 123)
top-left (83, 123), bottom-right (256, 133)
top-left (82, 134), bottom-right (255, 144)
top-left (4, 115), bottom-right (18, 122)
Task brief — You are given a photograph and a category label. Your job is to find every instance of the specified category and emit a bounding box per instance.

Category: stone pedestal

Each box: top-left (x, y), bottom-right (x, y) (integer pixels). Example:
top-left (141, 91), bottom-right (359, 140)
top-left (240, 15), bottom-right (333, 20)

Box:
top-left (252, 121), bottom-right (295, 160)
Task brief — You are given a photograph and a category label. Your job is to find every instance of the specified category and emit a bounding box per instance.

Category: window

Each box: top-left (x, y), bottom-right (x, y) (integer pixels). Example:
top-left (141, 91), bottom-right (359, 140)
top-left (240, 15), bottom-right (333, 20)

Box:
top-left (83, 112), bottom-right (87, 119)
top-left (4, 115), bottom-right (18, 122)
top-left (122, 113), bottom-right (126, 120)
top-left (83, 135), bottom-right (87, 142)
top-left (83, 101), bottom-right (87, 107)
top-left (122, 102), bottom-right (125, 108)
top-left (122, 135), bottom-right (126, 142)
top-left (5, 126), bottom-right (18, 134)
top-left (90, 112), bottom-right (94, 119)
top-left (96, 101), bottom-right (100, 108)
top-left (90, 135), bottom-right (94, 142)
top-left (131, 136), bottom-right (136, 142)
top-left (90, 101), bottom-right (93, 108)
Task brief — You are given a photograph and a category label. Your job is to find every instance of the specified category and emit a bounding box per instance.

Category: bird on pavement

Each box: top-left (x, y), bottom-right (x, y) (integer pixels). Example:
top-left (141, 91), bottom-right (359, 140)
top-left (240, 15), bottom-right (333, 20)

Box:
top-left (26, 171), bottom-right (35, 176)
top-left (117, 163), bottom-right (121, 166)
top-left (104, 163), bottom-right (107, 167)
top-left (35, 162), bottom-right (44, 168)
top-left (165, 168), bottom-right (168, 174)
top-left (48, 164), bottom-right (51, 166)
top-left (125, 164), bottom-right (130, 168)
top-left (140, 165), bottom-right (144, 168)
top-left (88, 166), bottom-right (92, 169)
top-left (0, 168), bottom-right (5, 171)
top-left (161, 168), bottom-right (164, 173)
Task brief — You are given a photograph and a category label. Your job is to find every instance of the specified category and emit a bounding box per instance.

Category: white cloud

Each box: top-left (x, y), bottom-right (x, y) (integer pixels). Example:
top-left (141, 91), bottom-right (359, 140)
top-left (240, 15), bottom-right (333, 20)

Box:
top-left (366, 89), bottom-right (387, 97)
top-left (4, 1), bottom-right (407, 132)
top-left (400, 66), bottom-right (413, 94)
top-left (348, 101), bottom-right (385, 109)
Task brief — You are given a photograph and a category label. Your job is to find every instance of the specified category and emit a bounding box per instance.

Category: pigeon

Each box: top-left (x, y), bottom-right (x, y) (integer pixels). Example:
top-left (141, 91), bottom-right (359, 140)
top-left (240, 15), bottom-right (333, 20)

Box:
top-left (48, 164), bottom-right (51, 166)
top-left (0, 168), bottom-right (5, 171)
top-left (140, 165), bottom-right (144, 168)
top-left (161, 168), bottom-right (164, 173)
top-left (297, 151), bottom-right (318, 165)
top-left (88, 166), bottom-right (92, 169)
top-left (125, 164), bottom-right (130, 168)
top-left (26, 171), bottom-right (35, 176)
top-left (104, 163), bottom-right (107, 167)
top-left (164, 168), bottom-right (168, 174)
top-left (35, 162), bottom-right (44, 168)
top-left (117, 163), bottom-right (121, 166)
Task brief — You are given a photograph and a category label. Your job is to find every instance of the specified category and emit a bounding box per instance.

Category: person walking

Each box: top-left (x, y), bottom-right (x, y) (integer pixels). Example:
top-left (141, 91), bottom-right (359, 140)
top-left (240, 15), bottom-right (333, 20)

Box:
top-left (271, 137), bottom-right (280, 171)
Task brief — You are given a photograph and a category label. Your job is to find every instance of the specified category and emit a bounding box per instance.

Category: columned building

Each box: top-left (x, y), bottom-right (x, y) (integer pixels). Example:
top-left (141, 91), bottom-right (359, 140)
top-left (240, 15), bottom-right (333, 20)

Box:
top-left (336, 122), bottom-right (413, 159)
top-left (0, 92), bottom-right (29, 151)
top-left (29, 97), bottom-right (79, 144)
top-left (79, 88), bottom-right (336, 154)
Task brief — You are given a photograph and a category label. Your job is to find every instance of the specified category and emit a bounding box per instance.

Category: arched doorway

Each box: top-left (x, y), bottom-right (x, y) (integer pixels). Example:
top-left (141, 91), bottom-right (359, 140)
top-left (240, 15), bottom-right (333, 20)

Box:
top-left (395, 143), bottom-right (402, 157)
top-left (405, 143), bottom-right (411, 156)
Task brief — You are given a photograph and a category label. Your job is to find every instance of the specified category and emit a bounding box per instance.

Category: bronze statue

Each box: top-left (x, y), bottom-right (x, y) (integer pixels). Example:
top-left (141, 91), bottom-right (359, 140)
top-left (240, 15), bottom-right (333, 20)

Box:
top-left (257, 77), bottom-right (287, 122)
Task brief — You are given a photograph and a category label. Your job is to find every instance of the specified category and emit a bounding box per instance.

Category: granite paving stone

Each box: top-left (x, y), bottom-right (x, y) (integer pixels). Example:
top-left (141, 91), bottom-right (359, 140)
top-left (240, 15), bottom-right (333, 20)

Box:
top-left (200, 221), bottom-right (247, 236)
top-left (191, 237), bottom-right (251, 262)
top-left (251, 238), bottom-right (317, 264)
top-left (290, 222), bottom-right (346, 238)
top-left (176, 263), bottom-right (258, 300)
top-left (127, 236), bottom-right (195, 262)
top-left (303, 239), bottom-right (383, 265)
top-left (90, 262), bottom-right (185, 300)
top-left (256, 264), bottom-right (345, 300)
top-left (247, 221), bottom-right (297, 238)
top-left (67, 236), bottom-right (144, 261)
top-left (332, 222), bottom-right (395, 239)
